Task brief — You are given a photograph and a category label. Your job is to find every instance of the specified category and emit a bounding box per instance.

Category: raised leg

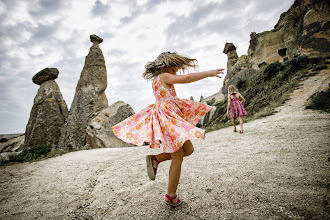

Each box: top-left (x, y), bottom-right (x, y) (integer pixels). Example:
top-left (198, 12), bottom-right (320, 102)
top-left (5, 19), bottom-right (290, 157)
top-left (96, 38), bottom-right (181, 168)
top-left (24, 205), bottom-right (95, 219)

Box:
top-left (154, 140), bottom-right (194, 166)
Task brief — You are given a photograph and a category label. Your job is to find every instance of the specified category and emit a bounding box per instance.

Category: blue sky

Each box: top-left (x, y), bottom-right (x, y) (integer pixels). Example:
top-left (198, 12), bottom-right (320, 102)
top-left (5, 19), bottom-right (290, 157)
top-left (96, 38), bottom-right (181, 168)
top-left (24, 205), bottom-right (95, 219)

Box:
top-left (0, 0), bottom-right (295, 134)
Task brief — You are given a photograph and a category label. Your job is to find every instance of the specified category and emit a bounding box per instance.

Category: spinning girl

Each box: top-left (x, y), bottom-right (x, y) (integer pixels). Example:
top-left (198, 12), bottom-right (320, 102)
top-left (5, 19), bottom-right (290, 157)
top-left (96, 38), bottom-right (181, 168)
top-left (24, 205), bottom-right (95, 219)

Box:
top-left (112, 51), bottom-right (224, 207)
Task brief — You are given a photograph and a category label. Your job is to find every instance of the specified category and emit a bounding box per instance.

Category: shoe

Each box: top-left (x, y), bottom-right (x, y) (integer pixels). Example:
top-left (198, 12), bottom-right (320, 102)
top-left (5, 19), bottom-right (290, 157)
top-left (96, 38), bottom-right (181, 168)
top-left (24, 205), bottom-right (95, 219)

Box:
top-left (146, 155), bottom-right (159, 180)
top-left (240, 130), bottom-right (243, 133)
top-left (234, 128), bottom-right (237, 132)
top-left (164, 194), bottom-right (183, 207)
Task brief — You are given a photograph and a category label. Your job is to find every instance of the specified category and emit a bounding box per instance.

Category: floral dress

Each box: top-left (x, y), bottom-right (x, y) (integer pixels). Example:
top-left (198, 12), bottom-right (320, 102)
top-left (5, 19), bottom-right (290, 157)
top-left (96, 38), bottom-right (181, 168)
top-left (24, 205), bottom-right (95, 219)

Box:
top-left (112, 75), bottom-right (213, 153)
top-left (230, 94), bottom-right (248, 118)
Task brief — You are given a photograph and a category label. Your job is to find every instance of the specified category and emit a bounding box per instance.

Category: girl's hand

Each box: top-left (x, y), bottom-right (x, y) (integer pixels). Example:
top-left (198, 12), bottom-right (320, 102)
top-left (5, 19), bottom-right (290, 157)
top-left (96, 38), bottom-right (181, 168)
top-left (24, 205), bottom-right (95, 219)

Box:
top-left (208, 69), bottom-right (224, 78)
top-left (226, 111), bottom-right (229, 116)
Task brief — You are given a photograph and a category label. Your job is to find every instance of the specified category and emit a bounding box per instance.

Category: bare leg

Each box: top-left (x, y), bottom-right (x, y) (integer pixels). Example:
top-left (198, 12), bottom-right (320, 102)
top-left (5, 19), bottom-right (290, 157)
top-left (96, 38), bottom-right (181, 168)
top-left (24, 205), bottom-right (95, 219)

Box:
top-left (153, 140), bottom-right (194, 167)
top-left (232, 118), bottom-right (236, 132)
top-left (166, 147), bottom-right (184, 201)
top-left (238, 116), bottom-right (243, 133)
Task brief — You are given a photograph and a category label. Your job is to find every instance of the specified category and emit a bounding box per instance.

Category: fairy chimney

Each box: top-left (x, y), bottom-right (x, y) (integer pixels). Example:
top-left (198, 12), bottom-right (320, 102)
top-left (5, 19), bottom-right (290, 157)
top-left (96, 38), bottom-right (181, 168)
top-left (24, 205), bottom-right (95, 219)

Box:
top-left (23, 68), bottom-right (68, 149)
top-left (58, 35), bottom-right (108, 149)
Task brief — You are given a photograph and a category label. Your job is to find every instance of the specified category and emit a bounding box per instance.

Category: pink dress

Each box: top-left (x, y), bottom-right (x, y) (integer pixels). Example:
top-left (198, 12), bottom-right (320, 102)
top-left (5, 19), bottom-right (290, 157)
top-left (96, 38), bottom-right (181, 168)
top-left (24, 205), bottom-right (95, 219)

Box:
top-left (112, 75), bottom-right (213, 153)
top-left (230, 94), bottom-right (248, 118)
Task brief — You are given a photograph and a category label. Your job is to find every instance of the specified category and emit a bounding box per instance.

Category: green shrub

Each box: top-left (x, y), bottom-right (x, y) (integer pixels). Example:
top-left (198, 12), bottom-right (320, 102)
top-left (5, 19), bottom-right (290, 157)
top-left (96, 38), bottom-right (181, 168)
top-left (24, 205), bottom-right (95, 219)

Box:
top-left (19, 145), bottom-right (52, 162)
top-left (306, 89), bottom-right (330, 113)
top-left (264, 62), bottom-right (284, 81)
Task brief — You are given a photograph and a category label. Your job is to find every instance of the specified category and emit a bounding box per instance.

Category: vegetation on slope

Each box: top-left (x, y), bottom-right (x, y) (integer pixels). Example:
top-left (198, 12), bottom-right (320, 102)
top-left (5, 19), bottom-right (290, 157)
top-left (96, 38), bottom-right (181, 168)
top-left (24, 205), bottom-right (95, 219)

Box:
top-left (204, 55), bottom-right (329, 131)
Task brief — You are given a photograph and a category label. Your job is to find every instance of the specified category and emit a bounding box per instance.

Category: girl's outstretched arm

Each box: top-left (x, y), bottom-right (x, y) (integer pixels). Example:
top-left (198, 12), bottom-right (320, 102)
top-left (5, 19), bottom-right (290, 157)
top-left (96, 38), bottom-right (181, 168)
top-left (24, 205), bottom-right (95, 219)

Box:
top-left (160, 69), bottom-right (224, 85)
top-left (226, 94), bottom-right (231, 116)
top-left (238, 93), bottom-right (246, 105)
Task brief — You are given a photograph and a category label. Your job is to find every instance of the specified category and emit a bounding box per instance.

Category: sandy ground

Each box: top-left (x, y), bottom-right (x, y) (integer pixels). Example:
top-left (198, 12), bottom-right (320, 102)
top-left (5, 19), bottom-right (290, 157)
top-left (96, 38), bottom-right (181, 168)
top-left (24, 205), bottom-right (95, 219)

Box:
top-left (0, 70), bottom-right (329, 220)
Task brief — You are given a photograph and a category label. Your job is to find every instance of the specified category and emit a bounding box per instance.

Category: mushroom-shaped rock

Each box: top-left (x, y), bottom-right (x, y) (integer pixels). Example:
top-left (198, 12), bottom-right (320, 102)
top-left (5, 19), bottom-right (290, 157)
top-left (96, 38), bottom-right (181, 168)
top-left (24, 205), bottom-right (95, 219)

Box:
top-left (32, 68), bottom-right (59, 85)
top-left (223, 43), bottom-right (237, 54)
top-left (90, 34), bottom-right (103, 43)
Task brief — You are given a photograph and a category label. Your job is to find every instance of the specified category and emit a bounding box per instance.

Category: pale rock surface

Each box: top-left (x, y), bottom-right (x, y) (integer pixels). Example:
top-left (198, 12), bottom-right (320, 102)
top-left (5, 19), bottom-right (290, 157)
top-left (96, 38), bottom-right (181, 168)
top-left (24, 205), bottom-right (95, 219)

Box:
top-left (23, 80), bottom-right (68, 149)
top-left (0, 134), bottom-right (24, 153)
top-left (58, 35), bottom-right (108, 149)
top-left (86, 101), bottom-right (135, 148)
top-left (199, 96), bottom-right (217, 127)
top-left (247, 0), bottom-right (330, 65)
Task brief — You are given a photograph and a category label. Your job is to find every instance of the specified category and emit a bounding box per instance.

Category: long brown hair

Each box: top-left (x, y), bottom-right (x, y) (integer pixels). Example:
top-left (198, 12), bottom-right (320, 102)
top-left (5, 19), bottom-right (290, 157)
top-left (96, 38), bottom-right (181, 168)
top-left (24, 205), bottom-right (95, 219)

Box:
top-left (142, 51), bottom-right (198, 80)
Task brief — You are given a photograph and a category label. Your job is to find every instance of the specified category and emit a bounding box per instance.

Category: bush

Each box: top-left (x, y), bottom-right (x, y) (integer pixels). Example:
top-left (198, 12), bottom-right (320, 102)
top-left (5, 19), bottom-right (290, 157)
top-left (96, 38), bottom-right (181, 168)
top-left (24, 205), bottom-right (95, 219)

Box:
top-left (306, 89), bottom-right (330, 113)
top-left (264, 62), bottom-right (284, 81)
top-left (19, 145), bottom-right (52, 162)
top-left (236, 79), bottom-right (246, 90)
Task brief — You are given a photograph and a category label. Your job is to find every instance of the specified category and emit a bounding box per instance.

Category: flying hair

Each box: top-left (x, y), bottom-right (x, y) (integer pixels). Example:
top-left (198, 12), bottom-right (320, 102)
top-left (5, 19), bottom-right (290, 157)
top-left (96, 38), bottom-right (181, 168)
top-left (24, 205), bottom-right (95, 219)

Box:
top-left (142, 51), bottom-right (198, 80)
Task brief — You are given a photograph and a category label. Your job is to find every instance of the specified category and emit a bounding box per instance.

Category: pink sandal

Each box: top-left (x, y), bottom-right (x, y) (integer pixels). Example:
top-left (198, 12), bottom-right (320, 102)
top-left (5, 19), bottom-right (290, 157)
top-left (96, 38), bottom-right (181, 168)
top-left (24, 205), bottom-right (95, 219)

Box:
top-left (164, 194), bottom-right (183, 207)
top-left (146, 155), bottom-right (159, 180)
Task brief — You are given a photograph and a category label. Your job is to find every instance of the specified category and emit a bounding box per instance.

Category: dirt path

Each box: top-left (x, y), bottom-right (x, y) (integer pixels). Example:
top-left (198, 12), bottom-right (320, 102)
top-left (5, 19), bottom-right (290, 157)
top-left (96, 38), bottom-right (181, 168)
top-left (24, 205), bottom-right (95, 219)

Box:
top-left (0, 70), bottom-right (329, 220)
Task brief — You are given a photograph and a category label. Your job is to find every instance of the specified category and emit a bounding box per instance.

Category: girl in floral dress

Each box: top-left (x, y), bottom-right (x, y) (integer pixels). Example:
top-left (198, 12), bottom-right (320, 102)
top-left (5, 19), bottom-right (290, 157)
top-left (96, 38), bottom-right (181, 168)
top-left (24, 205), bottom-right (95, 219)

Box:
top-left (112, 52), bottom-right (224, 207)
top-left (226, 85), bottom-right (247, 133)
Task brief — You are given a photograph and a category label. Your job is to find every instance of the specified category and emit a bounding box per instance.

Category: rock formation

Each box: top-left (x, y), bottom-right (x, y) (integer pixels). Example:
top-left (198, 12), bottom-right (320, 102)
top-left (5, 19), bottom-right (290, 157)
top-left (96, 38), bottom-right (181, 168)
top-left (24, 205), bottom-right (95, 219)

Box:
top-left (247, 0), bottom-right (330, 66)
top-left (58, 35), bottom-right (108, 149)
top-left (86, 101), bottom-right (135, 148)
top-left (23, 68), bottom-right (68, 149)
top-left (199, 96), bottom-right (217, 126)
top-left (220, 0), bottom-right (329, 96)
top-left (222, 45), bottom-right (256, 96)
top-left (0, 134), bottom-right (24, 153)
top-left (32, 68), bottom-right (59, 85)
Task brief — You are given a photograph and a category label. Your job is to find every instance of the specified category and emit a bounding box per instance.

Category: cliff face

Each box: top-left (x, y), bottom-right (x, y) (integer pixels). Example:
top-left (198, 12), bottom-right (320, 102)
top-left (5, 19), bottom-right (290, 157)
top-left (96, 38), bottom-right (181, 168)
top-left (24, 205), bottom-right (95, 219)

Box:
top-left (248, 0), bottom-right (330, 66)
top-left (220, 0), bottom-right (329, 97)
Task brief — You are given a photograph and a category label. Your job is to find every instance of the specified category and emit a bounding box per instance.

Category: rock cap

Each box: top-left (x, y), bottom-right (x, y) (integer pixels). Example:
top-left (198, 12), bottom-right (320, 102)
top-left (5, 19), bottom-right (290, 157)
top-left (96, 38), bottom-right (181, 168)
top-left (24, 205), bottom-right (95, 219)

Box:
top-left (32, 68), bottom-right (59, 85)
top-left (223, 43), bottom-right (237, 54)
top-left (90, 35), bottom-right (103, 43)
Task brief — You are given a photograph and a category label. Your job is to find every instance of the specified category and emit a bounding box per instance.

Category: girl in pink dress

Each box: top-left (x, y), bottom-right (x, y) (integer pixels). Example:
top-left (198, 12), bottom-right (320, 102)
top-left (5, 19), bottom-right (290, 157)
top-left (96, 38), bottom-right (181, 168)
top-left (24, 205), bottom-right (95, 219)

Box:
top-left (226, 85), bottom-right (247, 133)
top-left (112, 51), bottom-right (224, 207)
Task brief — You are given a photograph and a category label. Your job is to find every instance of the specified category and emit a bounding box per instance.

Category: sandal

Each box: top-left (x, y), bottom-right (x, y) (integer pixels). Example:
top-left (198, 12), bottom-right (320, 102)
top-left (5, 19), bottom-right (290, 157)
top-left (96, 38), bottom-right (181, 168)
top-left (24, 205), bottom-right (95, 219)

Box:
top-left (164, 194), bottom-right (183, 207)
top-left (234, 128), bottom-right (237, 132)
top-left (240, 130), bottom-right (243, 133)
top-left (146, 155), bottom-right (159, 180)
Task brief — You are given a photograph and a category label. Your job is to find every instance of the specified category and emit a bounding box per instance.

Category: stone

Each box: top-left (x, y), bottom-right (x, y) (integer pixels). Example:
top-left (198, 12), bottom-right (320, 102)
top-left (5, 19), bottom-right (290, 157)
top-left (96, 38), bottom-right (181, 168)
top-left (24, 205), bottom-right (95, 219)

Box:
top-left (23, 80), bottom-right (69, 149)
top-left (32, 68), bottom-right (59, 85)
top-left (90, 34), bottom-right (103, 43)
top-left (247, 0), bottom-right (330, 65)
top-left (223, 43), bottom-right (239, 68)
top-left (58, 36), bottom-right (108, 149)
top-left (86, 101), bottom-right (135, 148)
top-left (0, 134), bottom-right (24, 153)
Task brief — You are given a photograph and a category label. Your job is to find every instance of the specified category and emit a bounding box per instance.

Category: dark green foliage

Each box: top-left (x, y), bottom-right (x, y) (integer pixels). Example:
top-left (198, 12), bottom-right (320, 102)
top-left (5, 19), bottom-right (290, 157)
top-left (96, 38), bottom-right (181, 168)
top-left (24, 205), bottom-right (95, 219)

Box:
top-left (306, 89), bottom-right (330, 113)
top-left (0, 138), bottom-right (8, 143)
top-left (203, 55), bottom-right (328, 131)
top-left (264, 62), bottom-right (285, 81)
top-left (19, 145), bottom-right (52, 162)
top-left (236, 79), bottom-right (246, 90)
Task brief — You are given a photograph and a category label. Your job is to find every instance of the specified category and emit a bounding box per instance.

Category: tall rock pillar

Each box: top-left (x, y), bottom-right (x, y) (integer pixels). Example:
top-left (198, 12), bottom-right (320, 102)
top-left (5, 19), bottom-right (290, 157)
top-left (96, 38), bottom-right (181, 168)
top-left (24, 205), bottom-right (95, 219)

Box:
top-left (58, 35), bottom-right (108, 149)
top-left (23, 68), bottom-right (69, 149)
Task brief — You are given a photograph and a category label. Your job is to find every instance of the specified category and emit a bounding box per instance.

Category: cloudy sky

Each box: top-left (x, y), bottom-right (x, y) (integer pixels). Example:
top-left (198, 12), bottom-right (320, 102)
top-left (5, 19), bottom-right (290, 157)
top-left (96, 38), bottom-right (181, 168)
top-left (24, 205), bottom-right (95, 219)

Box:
top-left (0, 0), bottom-right (295, 134)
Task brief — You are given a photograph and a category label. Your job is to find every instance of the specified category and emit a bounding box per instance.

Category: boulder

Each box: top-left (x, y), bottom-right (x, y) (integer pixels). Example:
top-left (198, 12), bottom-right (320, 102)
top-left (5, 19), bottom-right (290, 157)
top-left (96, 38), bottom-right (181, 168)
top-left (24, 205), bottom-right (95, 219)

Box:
top-left (58, 35), bottom-right (108, 149)
top-left (32, 68), bottom-right (59, 85)
top-left (0, 134), bottom-right (24, 153)
top-left (23, 80), bottom-right (69, 148)
top-left (86, 101), bottom-right (135, 148)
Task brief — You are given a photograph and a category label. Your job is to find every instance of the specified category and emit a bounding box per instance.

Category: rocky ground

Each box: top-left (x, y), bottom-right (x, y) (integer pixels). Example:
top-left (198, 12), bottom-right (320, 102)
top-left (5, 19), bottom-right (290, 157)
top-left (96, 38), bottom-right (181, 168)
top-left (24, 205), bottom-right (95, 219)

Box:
top-left (0, 70), bottom-right (329, 220)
